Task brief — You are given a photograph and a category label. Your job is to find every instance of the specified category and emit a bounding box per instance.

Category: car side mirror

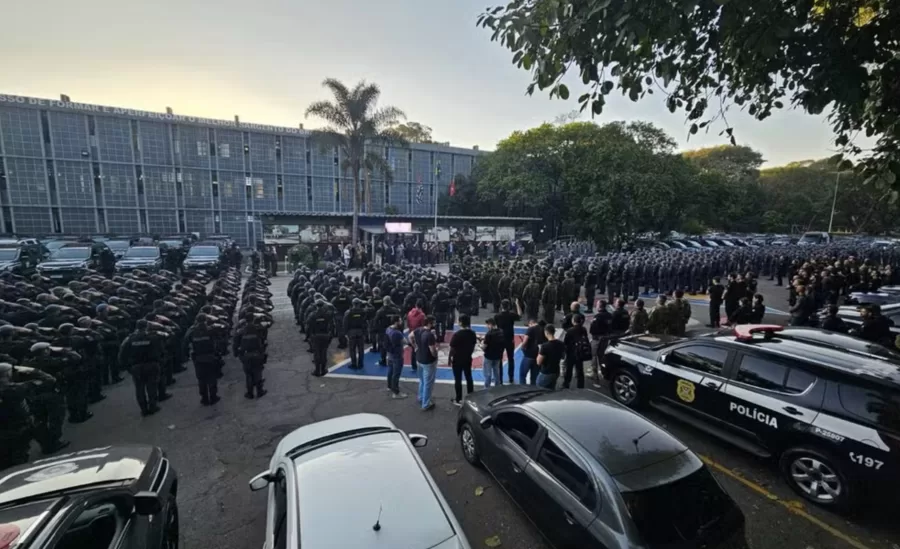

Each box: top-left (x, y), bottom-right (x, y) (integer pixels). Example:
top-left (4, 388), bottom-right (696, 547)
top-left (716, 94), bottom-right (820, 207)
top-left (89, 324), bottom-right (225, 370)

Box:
top-left (409, 434), bottom-right (428, 448)
top-left (248, 471), bottom-right (273, 492)
top-left (133, 492), bottom-right (162, 515)
top-left (479, 416), bottom-right (494, 429)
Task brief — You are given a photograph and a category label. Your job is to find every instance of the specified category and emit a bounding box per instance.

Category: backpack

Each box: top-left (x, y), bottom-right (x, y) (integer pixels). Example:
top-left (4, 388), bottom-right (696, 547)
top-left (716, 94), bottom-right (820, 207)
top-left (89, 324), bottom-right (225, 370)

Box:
top-left (574, 329), bottom-right (592, 362)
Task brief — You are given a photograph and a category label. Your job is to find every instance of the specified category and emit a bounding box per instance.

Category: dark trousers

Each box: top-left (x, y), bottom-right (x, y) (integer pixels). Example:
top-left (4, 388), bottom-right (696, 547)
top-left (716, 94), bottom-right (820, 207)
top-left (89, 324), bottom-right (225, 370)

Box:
top-left (435, 312), bottom-right (450, 341)
top-left (65, 377), bottom-right (89, 421)
top-left (132, 362), bottom-right (160, 413)
top-left (194, 358), bottom-right (219, 402)
top-left (563, 359), bottom-right (585, 389)
top-left (312, 335), bottom-right (331, 374)
top-left (379, 334), bottom-right (388, 365)
top-left (591, 339), bottom-right (609, 381)
top-left (452, 358), bottom-right (474, 401)
top-left (348, 334), bottom-right (365, 369)
top-left (503, 340), bottom-right (516, 382)
top-left (241, 356), bottom-right (265, 395)
top-left (31, 392), bottom-right (65, 453)
top-left (709, 301), bottom-right (722, 327)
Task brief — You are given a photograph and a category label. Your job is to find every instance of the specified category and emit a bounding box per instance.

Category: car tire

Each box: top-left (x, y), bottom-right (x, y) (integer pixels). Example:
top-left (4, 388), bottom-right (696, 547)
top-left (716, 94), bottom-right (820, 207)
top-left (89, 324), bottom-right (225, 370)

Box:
top-left (780, 446), bottom-right (853, 510)
top-left (609, 368), bottom-right (641, 407)
top-left (163, 494), bottom-right (179, 549)
top-left (459, 423), bottom-right (481, 467)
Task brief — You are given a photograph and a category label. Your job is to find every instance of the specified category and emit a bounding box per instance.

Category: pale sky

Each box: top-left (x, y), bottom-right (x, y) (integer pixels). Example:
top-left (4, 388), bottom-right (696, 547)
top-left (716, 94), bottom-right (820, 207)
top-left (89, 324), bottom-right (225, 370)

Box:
top-left (2, 0), bottom-right (845, 166)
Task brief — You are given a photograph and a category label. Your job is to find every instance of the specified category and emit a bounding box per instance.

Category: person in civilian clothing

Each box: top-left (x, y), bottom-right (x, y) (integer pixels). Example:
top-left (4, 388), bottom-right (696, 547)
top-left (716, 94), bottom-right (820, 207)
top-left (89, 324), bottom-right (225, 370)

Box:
top-left (536, 324), bottom-right (564, 390)
top-left (563, 314), bottom-right (589, 389)
top-left (406, 300), bottom-right (426, 372)
top-left (481, 317), bottom-right (505, 388)
top-left (519, 318), bottom-right (545, 385)
top-left (410, 315), bottom-right (438, 410)
top-left (385, 316), bottom-right (407, 399)
top-left (448, 315), bottom-right (477, 406)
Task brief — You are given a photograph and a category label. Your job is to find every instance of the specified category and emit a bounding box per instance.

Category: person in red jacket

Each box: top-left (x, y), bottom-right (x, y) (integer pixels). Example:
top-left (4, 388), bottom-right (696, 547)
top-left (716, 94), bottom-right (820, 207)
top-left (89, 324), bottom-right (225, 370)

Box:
top-left (406, 300), bottom-right (426, 372)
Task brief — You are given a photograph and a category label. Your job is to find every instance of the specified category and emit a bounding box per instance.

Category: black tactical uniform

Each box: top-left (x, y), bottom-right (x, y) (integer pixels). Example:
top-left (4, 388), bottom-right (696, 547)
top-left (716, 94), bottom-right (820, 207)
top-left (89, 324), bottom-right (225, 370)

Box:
top-left (118, 321), bottom-right (165, 416)
top-left (343, 301), bottom-right (368, 370)
top-left (307, 303), bottom-right (334, 376)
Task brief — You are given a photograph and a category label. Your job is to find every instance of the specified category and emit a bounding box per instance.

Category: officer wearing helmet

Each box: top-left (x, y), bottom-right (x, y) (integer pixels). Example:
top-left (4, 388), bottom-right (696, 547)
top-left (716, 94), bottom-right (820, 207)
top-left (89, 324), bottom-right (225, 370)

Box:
top-left (118, 319), bottom-right (166, 416)
top-left (343, 298), bottom-right (368, 370)
top-left (21, 343), bottom-right (70, 455)
top-left (331, 286), bottom-right (352, 349)
top-left (306, 300), bottom-right (334, 376)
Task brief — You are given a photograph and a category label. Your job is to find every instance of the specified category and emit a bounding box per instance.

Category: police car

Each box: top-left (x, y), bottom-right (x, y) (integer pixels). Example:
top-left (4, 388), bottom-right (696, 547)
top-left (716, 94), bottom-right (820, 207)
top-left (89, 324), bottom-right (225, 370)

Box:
top-left (601, 325), bottom-right (899, 511)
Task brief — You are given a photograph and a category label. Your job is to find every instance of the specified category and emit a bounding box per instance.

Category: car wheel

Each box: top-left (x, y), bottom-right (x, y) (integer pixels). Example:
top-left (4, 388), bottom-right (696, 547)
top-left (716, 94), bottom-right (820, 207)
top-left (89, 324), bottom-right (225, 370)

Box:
top-left (610, 369), bottom-right (640, 407)
top-left (163, 494), bottom-right (179, 549)
top-left (780, 447), bottom-right (852, 510)
top-left (459, 423), bottom-right (481, 466)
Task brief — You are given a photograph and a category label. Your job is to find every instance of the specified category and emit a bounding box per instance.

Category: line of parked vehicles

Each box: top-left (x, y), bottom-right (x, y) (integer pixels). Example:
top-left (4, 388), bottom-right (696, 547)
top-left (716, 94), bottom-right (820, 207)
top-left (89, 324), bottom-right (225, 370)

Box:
top-left (630, 231), bottom-right (900, 252)
top-left (0, 233), bottom-right (233, 283)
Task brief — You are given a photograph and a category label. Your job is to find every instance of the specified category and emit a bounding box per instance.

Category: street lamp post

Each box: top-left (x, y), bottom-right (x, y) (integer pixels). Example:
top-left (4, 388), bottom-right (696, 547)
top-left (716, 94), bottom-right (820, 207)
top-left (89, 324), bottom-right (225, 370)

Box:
top-left (828, 171), bottom-right (841, 233)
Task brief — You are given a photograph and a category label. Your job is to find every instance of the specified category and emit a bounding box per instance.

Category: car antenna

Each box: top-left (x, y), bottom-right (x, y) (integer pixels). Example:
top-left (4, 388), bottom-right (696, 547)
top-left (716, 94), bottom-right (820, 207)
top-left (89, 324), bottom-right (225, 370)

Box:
top-left (632, 430), bottom-right (650, 450)
top-left (372, 504), bottom-right (383, 532)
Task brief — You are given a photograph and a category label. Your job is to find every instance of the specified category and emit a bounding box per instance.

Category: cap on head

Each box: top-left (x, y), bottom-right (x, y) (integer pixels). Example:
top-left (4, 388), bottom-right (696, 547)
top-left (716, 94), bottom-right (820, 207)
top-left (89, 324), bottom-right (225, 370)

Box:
top-left (30, 341), bottom-right (51, 353)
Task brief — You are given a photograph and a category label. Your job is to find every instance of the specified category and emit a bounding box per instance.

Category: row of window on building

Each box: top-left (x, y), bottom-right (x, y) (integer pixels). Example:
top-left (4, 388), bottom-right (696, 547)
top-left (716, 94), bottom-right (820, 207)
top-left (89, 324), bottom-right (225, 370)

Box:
top-left (0, 106), bottom-right (475, 181)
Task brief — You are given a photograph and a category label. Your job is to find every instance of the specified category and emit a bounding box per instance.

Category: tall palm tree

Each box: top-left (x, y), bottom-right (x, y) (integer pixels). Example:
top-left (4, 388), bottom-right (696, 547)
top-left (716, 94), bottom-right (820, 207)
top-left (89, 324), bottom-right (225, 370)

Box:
top-left (305, 79), bottom-right (407, 246)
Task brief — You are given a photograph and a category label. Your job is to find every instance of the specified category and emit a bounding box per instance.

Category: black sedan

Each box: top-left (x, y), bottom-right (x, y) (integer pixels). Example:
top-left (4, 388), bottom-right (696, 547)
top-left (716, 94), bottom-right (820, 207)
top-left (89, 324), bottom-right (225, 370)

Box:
top-left (0, 445), bottom-right (178, 549)
top-left (456, 386), bottom-right (746, 549)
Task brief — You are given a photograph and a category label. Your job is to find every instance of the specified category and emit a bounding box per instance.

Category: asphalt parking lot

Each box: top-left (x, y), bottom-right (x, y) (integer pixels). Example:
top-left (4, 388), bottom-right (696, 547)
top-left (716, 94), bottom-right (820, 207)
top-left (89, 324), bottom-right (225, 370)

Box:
top-left (42, 273), bottom-right (900, 549)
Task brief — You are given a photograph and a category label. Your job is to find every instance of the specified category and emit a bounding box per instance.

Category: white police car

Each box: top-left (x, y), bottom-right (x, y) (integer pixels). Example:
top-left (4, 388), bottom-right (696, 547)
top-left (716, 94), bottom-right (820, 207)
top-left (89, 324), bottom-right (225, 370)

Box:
top-left (602, 325), bottom-right (899, 511)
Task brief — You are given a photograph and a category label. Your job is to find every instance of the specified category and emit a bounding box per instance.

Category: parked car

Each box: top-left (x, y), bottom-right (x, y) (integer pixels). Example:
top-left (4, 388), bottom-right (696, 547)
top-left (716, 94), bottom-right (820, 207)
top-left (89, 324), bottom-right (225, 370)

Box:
top-left (0, 445), bottom-right (178, 549)
top-left (181, 243), bottom-right (224, 276)
top-left (104, 239), bottom-right (133, 260)
top-left (116, 245), bottom-right (163, 273)
top-left (829, 303), bottom-right (900, 339)
top-left (602, 325), bottom-right (900, 511)
top-left (798, 231), bottom-right (831, 245)
top-left (847, 286), bottom-right (900, 306)
top-left (250, 413), bottom-right (471, 549)
top-left (457, 386), bottom-right (747, 549)
top-left (37, 241), bottom-right (110, 283)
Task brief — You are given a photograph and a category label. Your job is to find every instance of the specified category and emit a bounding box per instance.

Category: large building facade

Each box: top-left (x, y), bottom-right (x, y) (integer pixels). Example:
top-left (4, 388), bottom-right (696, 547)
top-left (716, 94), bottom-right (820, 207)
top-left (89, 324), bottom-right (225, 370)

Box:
top-left (0, 93), bottom-right (480, 246)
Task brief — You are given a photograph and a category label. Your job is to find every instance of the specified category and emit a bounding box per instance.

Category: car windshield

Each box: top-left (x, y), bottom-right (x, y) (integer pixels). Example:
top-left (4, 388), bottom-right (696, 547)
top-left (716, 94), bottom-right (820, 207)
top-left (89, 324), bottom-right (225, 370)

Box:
top-left (188, 246), bottom-right (219, 258)
top-left (124, 247), bottom-right (159, 258)
top-left (622, 467), bottom-right (735, 547)
top-left (684, 240), bottom-right (703, 249)
top-left (0, 248), bottom-right (20, 260)
top-left (159, 240), bottom-right (183, 248)
top-left (44, 240), bottom-right (74, 252)
top-left (799, 233), bottom-right (826, 244)
top-left (51, 247), bottom-right (90, 260)
top-left (106, 241), bottom-right (130, 251)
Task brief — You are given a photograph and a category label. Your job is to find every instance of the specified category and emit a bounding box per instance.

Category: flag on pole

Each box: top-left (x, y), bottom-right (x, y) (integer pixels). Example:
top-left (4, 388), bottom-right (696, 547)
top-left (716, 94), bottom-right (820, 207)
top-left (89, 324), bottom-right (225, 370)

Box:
top-left (449, 177), bottom-right (456, 197)
top-left (415, 176), bottom-right (424, 204)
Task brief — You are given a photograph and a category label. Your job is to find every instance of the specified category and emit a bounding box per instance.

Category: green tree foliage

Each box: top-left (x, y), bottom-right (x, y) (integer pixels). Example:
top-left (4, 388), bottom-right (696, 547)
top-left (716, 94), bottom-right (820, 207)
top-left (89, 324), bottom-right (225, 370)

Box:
top-left (477, 0), bottom-right (900, 186)
top-left (391, 122), bottom-right (433, 143)
top-left (475, 121), bottom-right (694, 247)
top-left (438, 174), bottom-right (507, 217)
top-left (305, 79), bottom-right (407, 246)
top-left (683, 146), bottom-right (766, 233)
top-left (287, 244), bottom-right (314, 269)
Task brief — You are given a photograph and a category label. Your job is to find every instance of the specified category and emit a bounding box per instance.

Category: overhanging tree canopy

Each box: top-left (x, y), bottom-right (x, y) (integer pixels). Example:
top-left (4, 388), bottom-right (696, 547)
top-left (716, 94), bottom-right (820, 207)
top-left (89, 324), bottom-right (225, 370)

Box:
top-left (477, 0), bottom-right (900, 186)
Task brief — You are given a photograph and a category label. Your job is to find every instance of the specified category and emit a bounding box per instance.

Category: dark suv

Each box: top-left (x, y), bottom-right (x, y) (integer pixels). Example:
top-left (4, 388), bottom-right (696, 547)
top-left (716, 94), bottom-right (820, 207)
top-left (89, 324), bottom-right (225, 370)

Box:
top-left (602, 325), bottom-right (900, 511)
top-left (37, 242), bottom-right (110, 282)
top-left (116, 245), bottom-right (163, 274)
top-left (181, 242), bottom-right (224, 276)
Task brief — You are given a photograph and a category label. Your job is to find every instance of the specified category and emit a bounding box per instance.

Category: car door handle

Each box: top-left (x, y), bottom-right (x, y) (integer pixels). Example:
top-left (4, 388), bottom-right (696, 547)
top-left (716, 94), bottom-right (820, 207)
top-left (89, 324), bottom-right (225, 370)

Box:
top-left (564, 511), bottom-right (576, 526)
top-left (783, 406), bottom-right (802, 416)
top-left (703, 381), bottom-right (721, 389)
top-left (511, 464), bottom-right (522, 474)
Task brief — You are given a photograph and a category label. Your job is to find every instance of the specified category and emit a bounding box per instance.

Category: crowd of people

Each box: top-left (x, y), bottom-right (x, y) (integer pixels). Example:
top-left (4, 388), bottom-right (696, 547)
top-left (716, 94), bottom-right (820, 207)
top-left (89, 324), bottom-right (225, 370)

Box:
top-left (288, 240), bottom-right (900, 408)
top-left (0, 243), bottom-right (275, 470)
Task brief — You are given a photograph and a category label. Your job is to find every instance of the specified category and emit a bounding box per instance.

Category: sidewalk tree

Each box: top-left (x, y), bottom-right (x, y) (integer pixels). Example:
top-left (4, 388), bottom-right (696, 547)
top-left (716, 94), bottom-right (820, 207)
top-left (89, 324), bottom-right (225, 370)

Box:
top-left (305, 79), bottom-right (407, 246)
top-left (478, 0), bottom-right (900, 186)
top-left (391, 122), bottom-right (434, 143)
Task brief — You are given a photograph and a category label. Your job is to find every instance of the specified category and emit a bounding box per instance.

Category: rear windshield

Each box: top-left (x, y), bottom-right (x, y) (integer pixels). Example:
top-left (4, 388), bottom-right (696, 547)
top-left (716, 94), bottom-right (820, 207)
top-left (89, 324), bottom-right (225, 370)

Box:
top-left (799, 233), bottom-right (826, 244)
top-left (106, 241), bottom-right (130, 251)
top-left (622, 467), bottom-right (736, 547)
top-left (51, 247), bottom-right (90, 260)
top-left (188, 246), bottom-right (219, 257)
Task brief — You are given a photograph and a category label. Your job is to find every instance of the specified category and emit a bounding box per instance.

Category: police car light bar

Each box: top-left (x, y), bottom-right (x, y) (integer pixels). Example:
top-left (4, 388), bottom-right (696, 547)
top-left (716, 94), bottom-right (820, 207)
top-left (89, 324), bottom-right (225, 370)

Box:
top-left (733, 324), bottom-right (784, 341)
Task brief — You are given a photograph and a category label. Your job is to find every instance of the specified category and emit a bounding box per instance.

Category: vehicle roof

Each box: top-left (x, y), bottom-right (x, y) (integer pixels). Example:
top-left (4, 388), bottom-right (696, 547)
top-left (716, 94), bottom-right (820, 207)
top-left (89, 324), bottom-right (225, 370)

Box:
top-left (716, 335), bottom-right (900, 387)
top-left (777, 327), bottom-right (900, 361)
top-left (0, 445), bottom-right (156, 506)
top-left (292, 430), bottom-right (457, 549)
top-left (523, 391), bottom-right (690, 476)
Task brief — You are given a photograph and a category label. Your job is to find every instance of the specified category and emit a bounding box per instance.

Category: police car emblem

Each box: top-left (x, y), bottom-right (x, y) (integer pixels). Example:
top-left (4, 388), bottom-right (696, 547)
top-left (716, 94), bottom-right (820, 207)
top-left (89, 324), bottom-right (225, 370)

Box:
top-left (676, 380), bottom-right (695, 403)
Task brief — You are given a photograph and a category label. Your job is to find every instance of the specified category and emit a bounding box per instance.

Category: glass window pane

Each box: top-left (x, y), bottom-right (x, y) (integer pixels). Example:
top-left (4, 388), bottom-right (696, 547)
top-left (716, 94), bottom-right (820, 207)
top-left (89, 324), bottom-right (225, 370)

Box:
top-left (537, 438), bottom-right (595, 508)
top-left (669, 346), bottom-right (728, 375)
top-left (736, 356), bottom-right (788, 391)
top-left (496, 412), bottom-right (538, 452)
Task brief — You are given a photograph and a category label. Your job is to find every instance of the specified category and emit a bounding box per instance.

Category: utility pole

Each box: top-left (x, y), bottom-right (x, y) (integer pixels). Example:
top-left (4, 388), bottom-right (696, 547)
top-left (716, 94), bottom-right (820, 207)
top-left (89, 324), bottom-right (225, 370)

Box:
top-left (828, 171), bottom-right (841, 233)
